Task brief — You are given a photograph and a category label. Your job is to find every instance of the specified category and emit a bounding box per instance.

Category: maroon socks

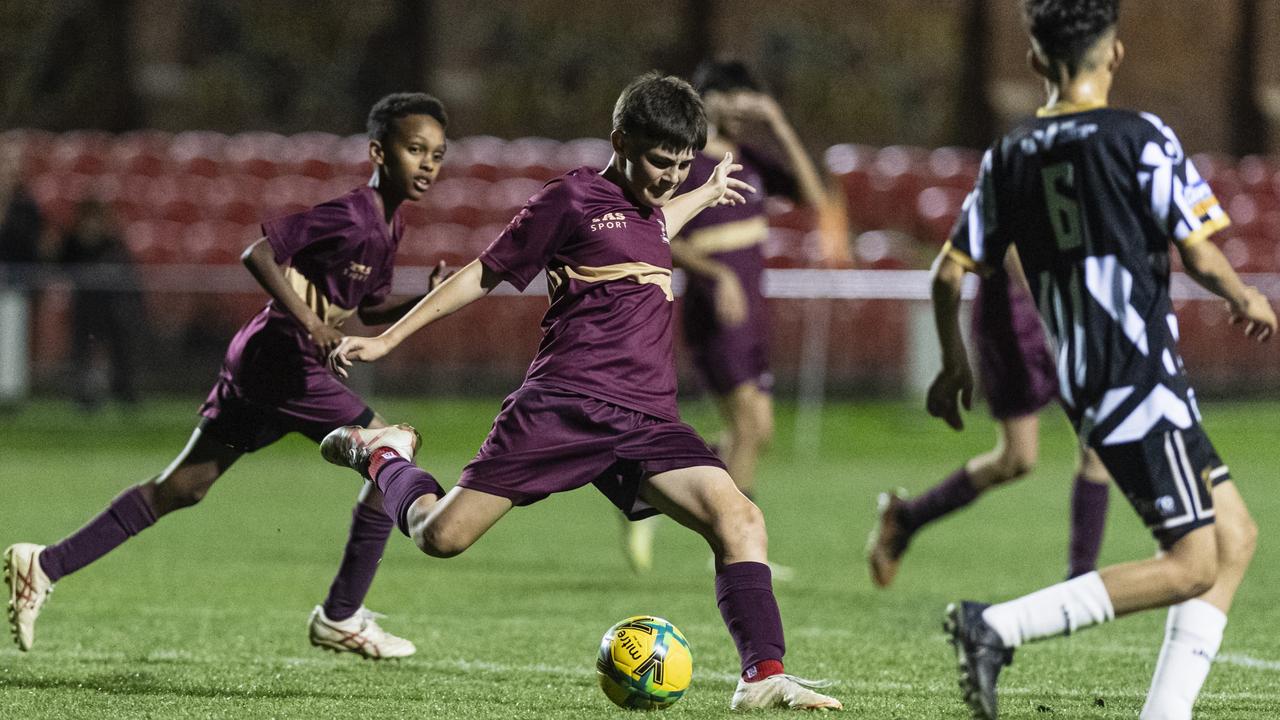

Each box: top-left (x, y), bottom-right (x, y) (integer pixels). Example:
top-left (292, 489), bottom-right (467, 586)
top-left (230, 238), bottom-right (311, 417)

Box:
top-left (38, 485), bottom-right (158, 583)
top-left (369, 453), bottom-right (443, 536)
top-left (899, 467), bottom-right (979, 534)
top-left (715, 561), bottom-right (786, 677)
top-left (320, 501), bottom-right (394, 621)
top-left (1067, 475), bottom-right (1109, 578)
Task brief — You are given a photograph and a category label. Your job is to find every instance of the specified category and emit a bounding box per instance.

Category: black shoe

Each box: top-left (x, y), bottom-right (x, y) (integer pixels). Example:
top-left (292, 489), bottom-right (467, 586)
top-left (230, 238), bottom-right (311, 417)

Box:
top-left (944, 601), bottom-right (1014, 720)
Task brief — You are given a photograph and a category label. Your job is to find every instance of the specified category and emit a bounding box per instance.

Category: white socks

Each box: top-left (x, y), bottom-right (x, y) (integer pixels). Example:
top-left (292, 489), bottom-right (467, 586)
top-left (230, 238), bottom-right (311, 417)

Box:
top-left (1139, 599), bottom-right (1227, 720)
top-left (981, 571), bottom-right (1115, 648)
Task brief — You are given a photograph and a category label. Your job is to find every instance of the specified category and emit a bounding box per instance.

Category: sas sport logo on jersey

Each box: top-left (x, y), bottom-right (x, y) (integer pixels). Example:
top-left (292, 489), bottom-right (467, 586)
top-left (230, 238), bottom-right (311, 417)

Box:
top-left (590, 212), bottom-right (628, 231)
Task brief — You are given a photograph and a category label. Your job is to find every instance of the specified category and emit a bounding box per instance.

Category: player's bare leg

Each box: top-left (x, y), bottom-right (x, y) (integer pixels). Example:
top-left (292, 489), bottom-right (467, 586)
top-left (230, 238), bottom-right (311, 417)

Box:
top-left (1140, 482), bottom-right (1256, 719)
top-left (641, 466), bottom-right (840, 711)
top-left (868, 414), bottom-right (1038, 588)
top-left (320, 423), bottom-right (512, 558)
top-left (6, 429), bottom-right (240, 651)
top-left (717, 382), bottom-right (775, 497)
top-left (951, 482), bottom-right (1252, 720)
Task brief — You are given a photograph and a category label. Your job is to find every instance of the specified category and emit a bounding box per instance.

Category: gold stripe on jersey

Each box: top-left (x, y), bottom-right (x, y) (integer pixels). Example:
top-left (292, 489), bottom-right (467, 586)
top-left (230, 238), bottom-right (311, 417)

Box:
top-left (1191, 196), bottom-right (1222, 219)
top-left (1035, 99), bottom-right (1107, 117)
top-left (941, 240), bottom-right (983, 273)
top-left (284, 266), bottom-right (357, 328)
top-left (1180, 213), bottom-right (1231, 248)
top-left (548, 262), bottom-right (674, 301)
top-left (681, 216), bottom-right (769, 254)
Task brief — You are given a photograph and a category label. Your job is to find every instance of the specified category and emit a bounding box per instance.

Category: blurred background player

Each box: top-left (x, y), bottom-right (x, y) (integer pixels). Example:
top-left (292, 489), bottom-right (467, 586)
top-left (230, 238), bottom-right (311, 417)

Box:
top-left (57, 199), bottom-right (146, 411)
top-left (4, 92), bottom-right (452, 659)
top-left (626, 60), bottom-right (833, 576)
top-left (867, 257), bottom-right (1112, 588)
top-left (325, 72), bottom-right (842, 711)
top-left (927, 2), bottom-right (1276, 718)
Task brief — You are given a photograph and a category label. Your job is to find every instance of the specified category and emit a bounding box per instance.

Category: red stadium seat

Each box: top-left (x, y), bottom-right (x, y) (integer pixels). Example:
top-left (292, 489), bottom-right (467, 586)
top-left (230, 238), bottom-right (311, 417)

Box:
top-left (499, 137), bottom-right (560, 180)
top-left (926, 147), bottom-right (981, 190)
top-left (169, 131), bottom-right (228, 178)
top-left (914, 185), bottom-right (967, 245)
top-left (555, 138), bottom-right (612, 173)
top-left (124, 220), bottom-right (184, 264)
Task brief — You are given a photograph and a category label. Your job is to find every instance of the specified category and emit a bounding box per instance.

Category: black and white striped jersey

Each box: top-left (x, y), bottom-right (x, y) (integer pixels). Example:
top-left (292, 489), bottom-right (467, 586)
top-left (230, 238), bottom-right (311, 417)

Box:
top-left (945, 105), bottom-right (1231, 447)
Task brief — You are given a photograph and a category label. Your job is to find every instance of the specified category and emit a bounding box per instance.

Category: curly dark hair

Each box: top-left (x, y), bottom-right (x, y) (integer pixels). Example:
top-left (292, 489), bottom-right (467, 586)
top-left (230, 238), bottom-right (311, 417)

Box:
top-left (366, 92), bottom-right (448, 143)
top-left (1023, 0), bottom-right (1120, 76)
top-left (611, 71), bottom-right (707, 152)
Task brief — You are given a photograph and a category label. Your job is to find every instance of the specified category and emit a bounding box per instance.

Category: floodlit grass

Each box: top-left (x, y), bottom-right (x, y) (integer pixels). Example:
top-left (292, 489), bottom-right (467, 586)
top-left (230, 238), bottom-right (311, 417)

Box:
top-left (1, 397), bottom-right (1277, 718)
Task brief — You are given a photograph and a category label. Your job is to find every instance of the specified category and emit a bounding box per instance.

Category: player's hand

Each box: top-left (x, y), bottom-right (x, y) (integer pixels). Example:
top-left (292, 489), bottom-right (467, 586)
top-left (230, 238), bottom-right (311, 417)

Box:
top-left (307, 323), bottom-right (345, 362)
top-left (738, 92), bottom-right (783, 125)
top-left (329, 335), bottom-right (390, 378)
top-left (427, 259), bottom-right (455, 292)
top-left (706, 153), bottom-right (757, 207)
top-left (713, 271), bottom-right (748, 327)
top-left (1227, 287), bottom-right (1276, 342)
top-left (926, 364), bottom-right (974, 431)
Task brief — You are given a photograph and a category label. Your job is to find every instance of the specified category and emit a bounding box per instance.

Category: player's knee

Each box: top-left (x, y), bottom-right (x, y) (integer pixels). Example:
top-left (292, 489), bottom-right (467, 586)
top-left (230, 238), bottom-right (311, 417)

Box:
top-left (150, 470), bottom-right (217, 514)
top-left (415, 524), bottom-right (470, 559)
top-left (715, 497), bottom-right (767, 554)
top-left (1168, 553), bottom-right (1218, 602)
top-left (994, 447), bottom-right (1037, 482)
top-left (1219, 514), bottom-right (1259, 570)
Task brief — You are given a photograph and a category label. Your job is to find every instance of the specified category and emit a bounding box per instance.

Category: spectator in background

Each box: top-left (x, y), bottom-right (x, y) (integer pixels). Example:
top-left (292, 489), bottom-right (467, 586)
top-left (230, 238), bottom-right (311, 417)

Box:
top-left (59, 199), bottom-right (144, 410)
top-left (0, 150), bottom-right (45, 275)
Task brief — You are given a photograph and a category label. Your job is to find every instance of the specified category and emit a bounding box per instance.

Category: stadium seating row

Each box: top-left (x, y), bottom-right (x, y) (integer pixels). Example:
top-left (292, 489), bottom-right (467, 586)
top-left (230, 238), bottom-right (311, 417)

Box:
top-left (5, 130), bottom-right (1278, 270)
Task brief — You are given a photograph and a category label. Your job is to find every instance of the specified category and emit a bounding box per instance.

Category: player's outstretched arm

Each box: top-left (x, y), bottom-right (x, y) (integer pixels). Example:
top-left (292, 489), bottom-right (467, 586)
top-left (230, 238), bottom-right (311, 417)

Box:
top-left (748, 93), bottom-right (828, 211)
top-left (358, 260), bottom-right (453, 326)
top-left (927, 250), bottom-right (974, 430)
top-left (241, 237), bottom-right (341, 359)
top-left (661, 153), bottom-right (757, 237)
top-left (331, 258), bottom-right (500, 376)
top-left (1177, 240), bottom-right (1276, 342)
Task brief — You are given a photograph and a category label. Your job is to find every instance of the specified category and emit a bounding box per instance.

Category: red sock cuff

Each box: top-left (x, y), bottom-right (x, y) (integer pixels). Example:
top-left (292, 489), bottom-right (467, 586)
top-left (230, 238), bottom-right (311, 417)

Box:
top-left (743, 659), bottom-right (784, 682)
top-left (367, 447), bottom-right (407, 480)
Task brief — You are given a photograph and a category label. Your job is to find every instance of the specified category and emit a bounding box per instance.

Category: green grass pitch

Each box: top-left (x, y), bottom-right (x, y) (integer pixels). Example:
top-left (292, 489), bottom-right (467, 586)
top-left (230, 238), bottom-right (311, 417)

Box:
top-left (2, 397), bottom-right (1277, 718)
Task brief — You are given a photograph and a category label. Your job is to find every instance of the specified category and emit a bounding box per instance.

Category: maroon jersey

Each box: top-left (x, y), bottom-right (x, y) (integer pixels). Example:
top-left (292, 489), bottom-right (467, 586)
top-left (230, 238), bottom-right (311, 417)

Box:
top-left (203, 186), bottom-right (400, 440)
top-left (480, 167), bottom-right (680, 421)
top-left (677, 145), bottom-right (797, 395)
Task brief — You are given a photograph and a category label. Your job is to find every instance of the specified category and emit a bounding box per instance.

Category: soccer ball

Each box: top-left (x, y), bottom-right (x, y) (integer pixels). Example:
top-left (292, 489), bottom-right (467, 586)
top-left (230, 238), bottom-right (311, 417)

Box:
top-left (596, 615), bottom-right (692, 710)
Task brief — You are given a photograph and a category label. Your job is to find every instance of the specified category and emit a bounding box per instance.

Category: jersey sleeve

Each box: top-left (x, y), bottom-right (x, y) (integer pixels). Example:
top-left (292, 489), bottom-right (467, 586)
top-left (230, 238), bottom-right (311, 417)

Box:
top-left (261, 198), bottom-right (356, 265)
top-left (944, 147), bottom-right (1005, 271)
top-left (479, 178), bottom-right (579, 291)
top-left (1135, 115), bottom-right (1231, 247)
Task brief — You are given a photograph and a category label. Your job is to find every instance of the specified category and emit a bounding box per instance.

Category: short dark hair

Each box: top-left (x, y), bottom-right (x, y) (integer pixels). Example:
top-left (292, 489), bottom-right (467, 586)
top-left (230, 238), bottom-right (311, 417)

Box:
top-left (691, 60), bottom-right (761, 95)
top-left (611, 72), bottom-right (707, 153)
top-left (366, 92), bottom-right (448, 143)
top-left (1023, 0), bottom-right (1120, 76)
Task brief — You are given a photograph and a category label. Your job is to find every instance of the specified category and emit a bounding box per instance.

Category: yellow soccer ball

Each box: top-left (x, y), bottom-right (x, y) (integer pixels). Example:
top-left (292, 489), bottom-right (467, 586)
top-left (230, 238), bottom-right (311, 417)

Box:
top-left (596, 615), bottom-right (693, 710)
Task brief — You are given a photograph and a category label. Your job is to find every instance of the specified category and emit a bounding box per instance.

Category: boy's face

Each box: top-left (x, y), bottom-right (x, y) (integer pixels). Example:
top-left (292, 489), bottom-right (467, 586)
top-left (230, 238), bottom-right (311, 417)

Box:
top-left (702, 89), bottom-right (751, 139)
top-left (613, 133), bottom-right (696, 208)
top-left (371, 114), bottom-right (447, 202)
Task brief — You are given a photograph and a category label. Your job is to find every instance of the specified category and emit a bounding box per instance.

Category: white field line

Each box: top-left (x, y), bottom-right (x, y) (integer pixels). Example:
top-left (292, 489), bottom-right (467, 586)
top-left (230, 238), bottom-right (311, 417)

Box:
top-left (3, 644), bottom-right (1278, 704)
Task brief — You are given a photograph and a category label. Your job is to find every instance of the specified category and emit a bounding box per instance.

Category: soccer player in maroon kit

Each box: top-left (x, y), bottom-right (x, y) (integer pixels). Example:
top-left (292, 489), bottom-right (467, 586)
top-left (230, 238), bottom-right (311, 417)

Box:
top-left (326, 72), bottom-right (843, 711)
top-left (866, 260), bottom-right (1114, 588)
top-left (5, 93), bottom-right (451, 659)
top-left (620, 60), bottom-right (831, 576)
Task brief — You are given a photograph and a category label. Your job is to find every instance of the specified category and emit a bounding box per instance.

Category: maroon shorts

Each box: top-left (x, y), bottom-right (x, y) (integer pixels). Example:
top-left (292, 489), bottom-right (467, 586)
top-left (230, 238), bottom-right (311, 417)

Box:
top-left (972, 272), bottom-right (1058, 420)
top-left (681, 246), bottom-right (772, 396)
top-left (457, 385), bottom-right (725, 519)
top-left (198, 334), bottom-right (373, 453)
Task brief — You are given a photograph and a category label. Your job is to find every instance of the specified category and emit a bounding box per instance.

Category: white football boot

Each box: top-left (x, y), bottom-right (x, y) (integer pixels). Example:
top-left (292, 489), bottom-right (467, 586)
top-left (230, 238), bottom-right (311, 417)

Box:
top-left (5, 543), bottom-right (54, 652)
top-left (320, 424), bottom-right (420, 477)
top-left (730, 673), bottom-right (843, 711)
top-left (308, 605), bottom-right (416, 659)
